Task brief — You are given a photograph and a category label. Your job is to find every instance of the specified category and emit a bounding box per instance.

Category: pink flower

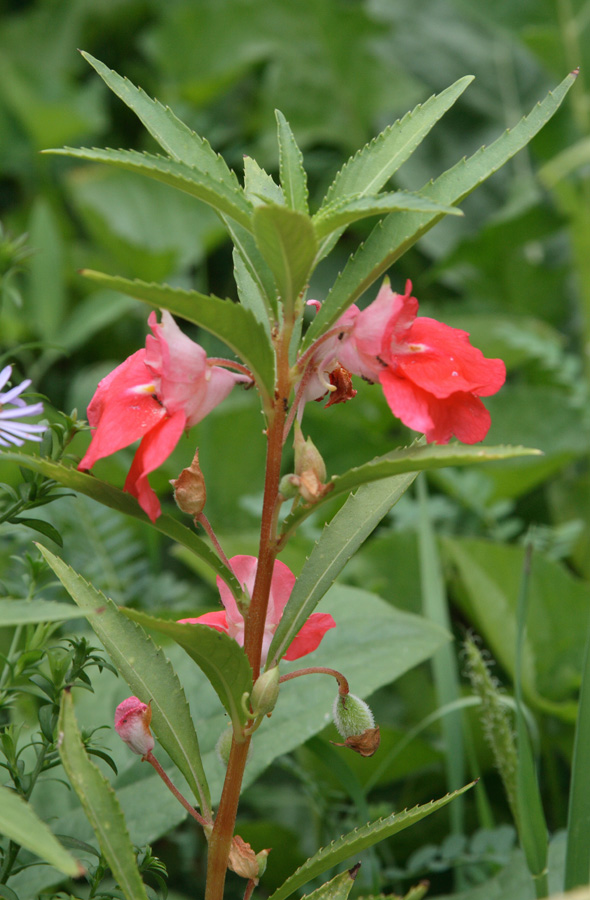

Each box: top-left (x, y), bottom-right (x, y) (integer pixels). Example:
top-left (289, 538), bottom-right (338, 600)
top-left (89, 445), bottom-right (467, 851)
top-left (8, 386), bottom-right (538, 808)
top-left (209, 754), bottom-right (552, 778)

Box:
top-left (114, 696), bottom-right (155, 757)
top-left (298, 302), bottom-right (359, 408)
top-left (179, 555), bottom-right (336, 664)
top-left (78, 311), bottom-right (244, 521)
top-left (337, 280), bottom-right (506, 444)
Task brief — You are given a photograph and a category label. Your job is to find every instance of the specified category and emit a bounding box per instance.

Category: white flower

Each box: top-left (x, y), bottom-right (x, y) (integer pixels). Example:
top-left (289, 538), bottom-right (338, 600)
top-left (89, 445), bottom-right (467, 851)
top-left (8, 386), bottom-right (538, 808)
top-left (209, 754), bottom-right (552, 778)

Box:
top-left (0, 365), bottom-right (46, 447)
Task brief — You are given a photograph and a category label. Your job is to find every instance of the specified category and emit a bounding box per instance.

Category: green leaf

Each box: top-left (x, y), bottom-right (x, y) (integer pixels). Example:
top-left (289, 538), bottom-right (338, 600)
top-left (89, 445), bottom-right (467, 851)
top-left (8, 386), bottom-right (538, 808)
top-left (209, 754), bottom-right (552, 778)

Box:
top-left (253, 204), bottom-right (317, 314)
top-left (233, 246), bottom-right (272, 334)
top-left (276, 110), bottom-right (309, 213)
top-left (3, 454), bottom-right (241, 598)
top-left (80, 52), bottom-right (238, 190)
top-left (58, 691), bottom-right (150, 900)
top-left (0, 784), bottom-right (82, 878)
top-left (44, 146), bottom-right (253, 230)
top-left (0, 599), bottom-right (87, 625)
top-left (10, 516), bottom-right (63, 546)
top-left (79, 270), bottom-right (275, 401)
top-left (120, 609), bottom-right (253, 732)
top-left (268, 783), bottom-right (476, 900)
top-left (300, 867), bottom-right (359, 900)
top-left (281, 443), bottom-right (541, 540)
top-left (565, 612), bottom-right (590, 890)
top-left (304, 69), bottom-right (577, 348)
top-left (313, 191), bottom-right (462, 239)
top-left (226, 220), bottom-right (279, 321)
top-left (321, 76), bottom-right (474, 209)
top-left (268, 467), bottom-right (419, 667)
top-left (38, 545), bottom-right (212, 817)
top-left (244, 156), bottom-right (285, 207)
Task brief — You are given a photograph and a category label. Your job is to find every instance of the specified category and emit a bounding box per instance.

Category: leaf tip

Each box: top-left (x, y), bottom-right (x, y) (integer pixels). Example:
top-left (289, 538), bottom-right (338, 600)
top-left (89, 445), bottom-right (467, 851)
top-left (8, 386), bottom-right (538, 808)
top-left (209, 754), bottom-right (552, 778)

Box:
top-left (349, 862), bottom-right (361, 880)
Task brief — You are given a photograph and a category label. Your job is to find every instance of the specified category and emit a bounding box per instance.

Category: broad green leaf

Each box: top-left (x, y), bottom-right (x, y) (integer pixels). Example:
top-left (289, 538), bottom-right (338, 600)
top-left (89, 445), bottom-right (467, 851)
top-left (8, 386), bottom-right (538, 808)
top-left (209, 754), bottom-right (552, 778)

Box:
top-left (244, 155), bottom-right (285, 207)
top-left (304, 70), bottom-right (577, 348)
top-left (253, 204), bottom-right (317, 314)
top-left (565, 615), bottom-right (590, 890)
top-left (321, 75), bottom-right (474, 209)
top-left (0, 599), bottom-right (86, 625)
top-left (44, 147), bottom-right (253, 230)
top-left (58, 691), bottom-right (150, 900)
top-left (79, 269), bottom-right (275, 401)
top-left (0, 784), bottom-right (82, 878)
top-left (313, 191), bottom-right (462, 239)
top-left (276, 110), bottom-right (309, 213)
top-left (120, 609), bottom-right (253, 732)
top-left (4, 453), bottom-right (241, 598)
top-left (268, 783), bottom-right (476, 900)
top-left (80, 52), bottom-right (238, 190)
top-left (37, 545), bottom-right (212, 816)
top-left (281, 443), bottom-right (541, 539)
top-left (301, 867), bottom-right (359, 900)
top-left (268, 468), bottom-right (419, 667)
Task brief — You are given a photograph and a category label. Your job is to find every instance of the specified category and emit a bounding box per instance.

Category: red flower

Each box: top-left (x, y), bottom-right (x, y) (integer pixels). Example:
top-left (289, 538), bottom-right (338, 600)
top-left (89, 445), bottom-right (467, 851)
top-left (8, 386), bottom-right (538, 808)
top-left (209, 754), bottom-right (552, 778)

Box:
top-left (179, 555), bottom-right (335, 664)
top-left (79, 311), bottom-right (244, 520)
top-left (338, 281), bottom-right (506, 444)
top-left (114, 696), bottom-right (154, 758)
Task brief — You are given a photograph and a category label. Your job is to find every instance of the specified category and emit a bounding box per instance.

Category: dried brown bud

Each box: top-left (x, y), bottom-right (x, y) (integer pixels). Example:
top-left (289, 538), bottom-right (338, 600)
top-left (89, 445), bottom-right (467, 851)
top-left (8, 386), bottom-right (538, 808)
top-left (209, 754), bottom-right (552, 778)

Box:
top-left (331, 726), bottom-right (381, 757)
top-left (170, 449), bottom-right (206, 516)
top-left (228, 835), bottom-right (259, 880)
top-left (324, 364), bottom-right (357, 407)
top-left (294, 422), bottom-right (326, 484)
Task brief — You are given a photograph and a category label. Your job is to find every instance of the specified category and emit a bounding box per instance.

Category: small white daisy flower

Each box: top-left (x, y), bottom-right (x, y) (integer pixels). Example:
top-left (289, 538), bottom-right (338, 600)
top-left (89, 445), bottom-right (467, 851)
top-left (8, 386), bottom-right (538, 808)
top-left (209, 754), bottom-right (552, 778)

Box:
top-left (0, 365), bottom-right (46, 448)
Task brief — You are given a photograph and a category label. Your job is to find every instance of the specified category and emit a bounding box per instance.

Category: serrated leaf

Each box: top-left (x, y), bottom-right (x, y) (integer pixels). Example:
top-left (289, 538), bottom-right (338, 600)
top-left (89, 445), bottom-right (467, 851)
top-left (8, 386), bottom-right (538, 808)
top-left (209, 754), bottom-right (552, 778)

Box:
top-left (44, 146), bottom-right (253, 230)
top-left (0, 599), bottom-right (86, 625)
top-left (38, 545), bottom-right (212, 816)
top-left (304, 70), bottom-right (577, 348)
top-left (301, 867), bottom-right (359, 900)
top-left (268, 783), bottom-right (476, 900)
top-left (0, 784), bottom-right (83, 878)
top-left (120, 609), bottom-right (253, 732)
top-left (226, 219), bottom-right (279, 321)
top-left (80, 270), bottom-right (275, 401)
top-left (313, 191), bottom-right (462, 240)
top-left (244, 156), bottom-right (285, 207)
top-left (280, 443), bottom-right (541, 546)
top-left (276, 110), bottom-right (309, 213)
top-left (81, 52), bottom-right (238, 190)
top-left (233, 246), bottom-right (272, 334)
top-left (321, 76), bottom-right (474, 209)
top-left (268, 467), bottom-right (418, 668)
top-left (58, 691), bottom-right (149, 900)
top-left (3, 453), bottom-right (241, 598)
top-left (253, 205), bottom-right (317, 314)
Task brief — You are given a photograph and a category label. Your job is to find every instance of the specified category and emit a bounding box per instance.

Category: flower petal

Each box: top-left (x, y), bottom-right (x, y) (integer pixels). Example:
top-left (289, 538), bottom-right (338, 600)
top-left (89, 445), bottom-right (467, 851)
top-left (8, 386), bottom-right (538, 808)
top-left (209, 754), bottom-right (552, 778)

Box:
top-left (123, 409), bottom-right (187, 520)
top-left (178, 611), bottom-right (229, 634)
top-left (283, 613), bottom-right (336, 661)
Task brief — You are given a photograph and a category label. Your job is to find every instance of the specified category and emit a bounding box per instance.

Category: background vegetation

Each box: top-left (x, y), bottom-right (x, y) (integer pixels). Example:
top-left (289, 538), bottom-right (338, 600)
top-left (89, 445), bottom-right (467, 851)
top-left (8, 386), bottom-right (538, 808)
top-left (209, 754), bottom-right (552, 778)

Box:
top-left (1, 1), bottom-right (590, 898)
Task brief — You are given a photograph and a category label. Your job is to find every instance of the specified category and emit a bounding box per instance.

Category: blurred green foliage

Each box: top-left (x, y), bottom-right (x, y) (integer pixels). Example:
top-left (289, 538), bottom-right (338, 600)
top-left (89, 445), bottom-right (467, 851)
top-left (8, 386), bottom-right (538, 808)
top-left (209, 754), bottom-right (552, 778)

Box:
top-left (2, 1), bottom-right (590, 898)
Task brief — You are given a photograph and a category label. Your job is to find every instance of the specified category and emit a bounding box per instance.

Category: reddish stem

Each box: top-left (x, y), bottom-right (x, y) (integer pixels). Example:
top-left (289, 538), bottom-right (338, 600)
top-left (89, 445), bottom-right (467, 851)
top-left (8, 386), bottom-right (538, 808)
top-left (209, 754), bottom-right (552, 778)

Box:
top-left (145, 751), bottom-right (212, 827)
top-left (207, 358), bottom-right (253, 381)
top-left (279, 666), bottom-right (349, 696)
top-left (197, 513), bottom-right (236, 576)
top-left (243, 879), bottom-right (257, 900)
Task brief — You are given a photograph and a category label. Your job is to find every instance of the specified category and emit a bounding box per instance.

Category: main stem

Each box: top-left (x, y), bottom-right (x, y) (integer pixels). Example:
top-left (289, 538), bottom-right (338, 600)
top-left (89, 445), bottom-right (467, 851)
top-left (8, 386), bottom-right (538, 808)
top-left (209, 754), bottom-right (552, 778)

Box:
top-left (204, 319), bottom-right (292, 900)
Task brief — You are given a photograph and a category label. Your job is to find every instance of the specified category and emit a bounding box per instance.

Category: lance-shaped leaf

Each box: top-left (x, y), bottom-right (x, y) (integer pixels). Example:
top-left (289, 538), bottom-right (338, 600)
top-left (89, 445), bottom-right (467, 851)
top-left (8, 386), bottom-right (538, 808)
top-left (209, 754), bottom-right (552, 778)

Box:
top-left (313, 190), bottom-right (462, 240)
top-left (300, 867), bottom-right (359, 900)
top-left (268, 783), bottom-right (476, 900)
top-left (80, 52), bottom-right (239, 190)
top-left (276, 110), bottom-right (309, 213)
top-left (321, 76), bottom-right (474, 209)
top-left (280, 443), bottom-right (541, 542)
top-left (38, 545), bottom-right (212, 817)
top-left (227, 220), bottom-right (279, 322)
top-left (80, 270), bottom-right (275, 401)
top-left (4, 453), bottom-right (240, 597)
top-left (253, 204), bottom-right (317, 314)
top-left (43, 147), bottom-right (253, 230)
top-left (244, 156), bottom-right (285, 207)
top-left (0, 784), bottom-right (83, 878)
top-left (0, 599), bottom-right (86, 626)
top-left (268, 468), bottom-right (418, 668)
top-left (58, 691), bottom-right (150, 900)
top-left (120, 609), bottom-right (254, 733)
top-left (304, 69), bottom-right (577, 348)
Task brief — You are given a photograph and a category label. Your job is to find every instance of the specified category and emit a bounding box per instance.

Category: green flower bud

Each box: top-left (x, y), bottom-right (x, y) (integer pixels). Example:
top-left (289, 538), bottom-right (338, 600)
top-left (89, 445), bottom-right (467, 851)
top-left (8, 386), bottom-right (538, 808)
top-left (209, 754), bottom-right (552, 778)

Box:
top-left (333, 693), bottom-right (374, 739)
top-left (215, 725), bottom-right (253, 767)
top-left (279, 473), bottom-right (300, 499)
top-left (250, 667), bottom-right (280, 717)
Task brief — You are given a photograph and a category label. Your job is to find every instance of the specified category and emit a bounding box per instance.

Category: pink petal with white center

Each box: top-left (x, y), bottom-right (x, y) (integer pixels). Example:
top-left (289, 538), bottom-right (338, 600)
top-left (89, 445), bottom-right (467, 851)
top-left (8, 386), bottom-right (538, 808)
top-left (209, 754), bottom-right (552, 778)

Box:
top-left (283, 612), bottom-right (336, 660)
top-left (124, 409), bottom-right (187, 520)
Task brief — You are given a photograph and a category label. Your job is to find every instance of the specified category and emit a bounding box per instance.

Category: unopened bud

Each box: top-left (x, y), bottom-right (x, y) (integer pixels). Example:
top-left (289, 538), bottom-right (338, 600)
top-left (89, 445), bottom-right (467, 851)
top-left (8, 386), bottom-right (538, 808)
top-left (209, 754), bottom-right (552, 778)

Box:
top-left (279, 473), bottom-right (300, 499)
top-left (228, 835), bottom-right (259, 880)
top-left (256, 848), bottom-right (271, 878)
top-left (170, 449), bottom-right (206, 516)
top-left (250, 667), bottom-right (280, 717)
top-left (216, 725), bottom-right (253, 767)
top-left (333, 693), bottom-right (374, 739)
top-left (294, 422), bottom-right (326, 484)
top-left (114, 697), bottom-right (155, 758)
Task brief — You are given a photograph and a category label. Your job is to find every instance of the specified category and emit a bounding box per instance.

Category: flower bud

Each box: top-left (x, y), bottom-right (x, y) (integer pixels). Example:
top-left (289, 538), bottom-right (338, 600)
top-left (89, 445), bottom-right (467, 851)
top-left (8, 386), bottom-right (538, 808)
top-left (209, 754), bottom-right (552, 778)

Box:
top-left (250, 667), bottom-right (280, 717)
top-left (294, 422), bottom-right (326, 484)
top-left (256, 848), bottom-right (271, 878)
top-left (216, 725), bottom-right (253, 766)
top-left (228, 835), bottom-right (259, 880)
top-left (114, 696), bottom-right (154, 758)
top-left (279, 473), bottom-right (300, 499)
top-left (333, 693), bottom-right (374, 739)
top-left (170, 449), bottom-right (206, 516)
